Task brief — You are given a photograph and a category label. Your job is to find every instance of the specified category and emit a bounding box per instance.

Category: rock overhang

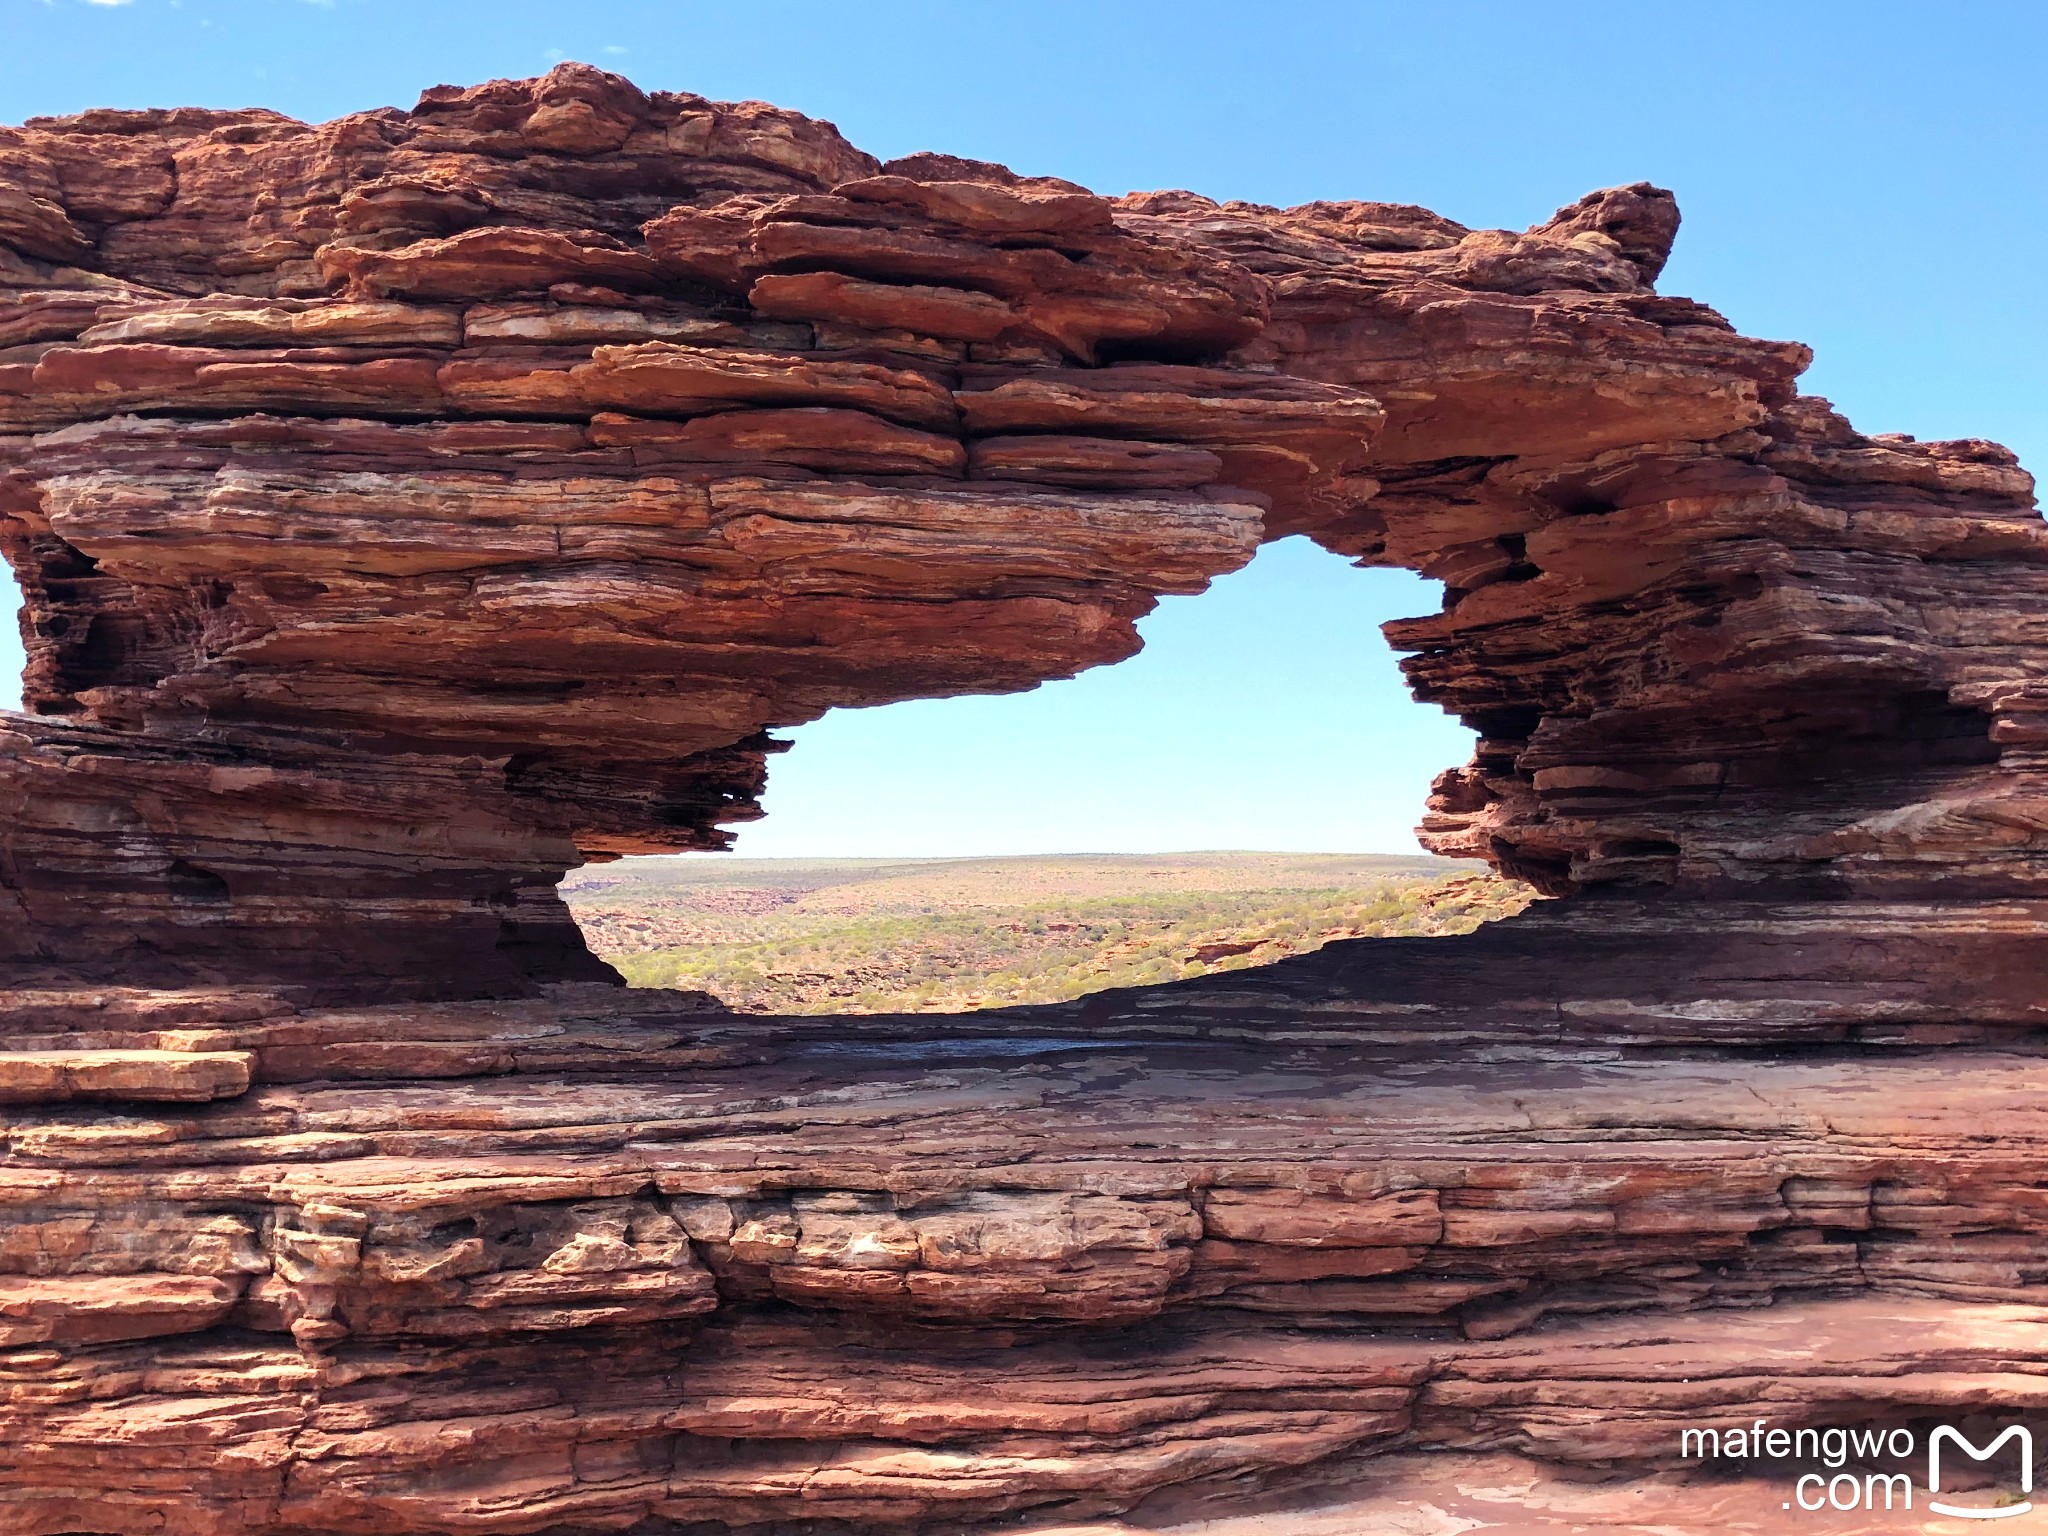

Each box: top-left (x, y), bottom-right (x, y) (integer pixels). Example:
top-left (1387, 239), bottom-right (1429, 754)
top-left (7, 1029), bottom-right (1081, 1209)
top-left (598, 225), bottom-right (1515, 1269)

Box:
top-left (4, 65), bottom-right (2043, 999)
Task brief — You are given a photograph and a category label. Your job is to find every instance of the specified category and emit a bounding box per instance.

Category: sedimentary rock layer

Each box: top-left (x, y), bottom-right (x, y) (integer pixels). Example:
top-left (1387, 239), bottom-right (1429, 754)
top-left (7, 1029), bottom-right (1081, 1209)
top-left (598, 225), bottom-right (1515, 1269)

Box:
top-left (7, 987), bottom-right (2048, 1533)
top-left (2, 63), bottom-right (2041, 992)
top-left (1, 63), bottom-right (2044, 1534)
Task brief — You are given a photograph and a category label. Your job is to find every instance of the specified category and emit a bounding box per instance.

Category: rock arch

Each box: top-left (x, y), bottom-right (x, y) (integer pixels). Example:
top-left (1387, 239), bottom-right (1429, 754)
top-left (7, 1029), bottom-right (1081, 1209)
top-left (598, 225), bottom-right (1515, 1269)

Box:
top-left (2, 65), bottom-right (2046, 1534)
top-left (3, 72), bottom-right (2038, 1001)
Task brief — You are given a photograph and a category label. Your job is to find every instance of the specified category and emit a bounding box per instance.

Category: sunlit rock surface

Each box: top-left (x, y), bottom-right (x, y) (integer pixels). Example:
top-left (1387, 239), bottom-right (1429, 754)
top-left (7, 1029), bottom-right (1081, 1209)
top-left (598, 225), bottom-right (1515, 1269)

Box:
top-left (1, 65), bottom-right (2044, 1533)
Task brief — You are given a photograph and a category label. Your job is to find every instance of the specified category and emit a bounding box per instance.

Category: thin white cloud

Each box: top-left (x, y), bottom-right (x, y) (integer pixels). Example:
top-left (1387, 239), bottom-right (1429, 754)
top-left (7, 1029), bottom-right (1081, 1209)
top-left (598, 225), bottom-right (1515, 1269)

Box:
top-left (81, 0), bottom-right (136, 8)
top-left (604, 45), bottom-right (627, 56)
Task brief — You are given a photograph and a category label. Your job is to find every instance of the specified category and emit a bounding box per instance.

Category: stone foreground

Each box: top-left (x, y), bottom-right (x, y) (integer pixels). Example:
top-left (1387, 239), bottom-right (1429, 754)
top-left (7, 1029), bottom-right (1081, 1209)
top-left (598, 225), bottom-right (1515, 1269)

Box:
top-left (1, 64), bottom-right (2045, 1532)
top-left (9, 979), bottom-right (2048, 1534)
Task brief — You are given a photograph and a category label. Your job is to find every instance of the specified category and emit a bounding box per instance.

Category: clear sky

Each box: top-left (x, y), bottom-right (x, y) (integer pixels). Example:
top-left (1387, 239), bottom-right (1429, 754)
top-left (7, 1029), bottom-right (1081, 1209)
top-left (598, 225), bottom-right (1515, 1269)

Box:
top-left (2, 1), bottom-right (2042, 853)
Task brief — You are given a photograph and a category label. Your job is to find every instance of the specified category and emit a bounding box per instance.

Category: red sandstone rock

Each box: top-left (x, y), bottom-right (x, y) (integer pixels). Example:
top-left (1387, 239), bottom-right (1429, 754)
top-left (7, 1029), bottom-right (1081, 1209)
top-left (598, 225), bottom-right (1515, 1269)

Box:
top-left (2, 62), bottom-right (2045, 1535)
top-left (5, 990), bottom-right (2048, 1527)
top-left (0, 1047), bottom-right (251, 1103)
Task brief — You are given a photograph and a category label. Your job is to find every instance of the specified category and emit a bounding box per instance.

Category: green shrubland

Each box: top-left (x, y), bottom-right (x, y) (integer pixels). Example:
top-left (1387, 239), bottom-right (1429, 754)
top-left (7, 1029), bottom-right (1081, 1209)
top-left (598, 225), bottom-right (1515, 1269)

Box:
top-left (564, 852), bottom-right (1532, 1015)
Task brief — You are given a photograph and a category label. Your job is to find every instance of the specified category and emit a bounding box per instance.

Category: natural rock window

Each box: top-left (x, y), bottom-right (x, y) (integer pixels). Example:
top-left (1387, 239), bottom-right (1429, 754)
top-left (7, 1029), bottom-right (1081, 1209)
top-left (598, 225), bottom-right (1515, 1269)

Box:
top-left (558, 536), bottom-right (1531, 1011)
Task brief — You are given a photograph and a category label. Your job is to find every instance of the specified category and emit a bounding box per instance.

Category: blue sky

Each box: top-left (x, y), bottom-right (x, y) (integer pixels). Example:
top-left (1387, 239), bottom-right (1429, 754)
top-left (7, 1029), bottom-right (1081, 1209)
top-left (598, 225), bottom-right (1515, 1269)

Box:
top-left (3, 1), bottom-right (2042, 853)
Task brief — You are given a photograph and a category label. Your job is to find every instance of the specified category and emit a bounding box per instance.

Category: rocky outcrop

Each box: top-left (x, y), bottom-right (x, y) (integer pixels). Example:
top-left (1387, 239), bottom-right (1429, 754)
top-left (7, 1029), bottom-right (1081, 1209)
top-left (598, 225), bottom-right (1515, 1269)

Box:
top-left (8, 987), bottom-right (2048, 1531)
top-left (1, 65), bottom-right (2043, 1532)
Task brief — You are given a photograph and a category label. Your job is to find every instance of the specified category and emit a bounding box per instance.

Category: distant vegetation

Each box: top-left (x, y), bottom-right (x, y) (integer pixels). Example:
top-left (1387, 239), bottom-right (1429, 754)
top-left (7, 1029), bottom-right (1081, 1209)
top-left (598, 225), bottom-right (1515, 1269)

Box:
top-left (562, 852), bottom-right (1533, 1014)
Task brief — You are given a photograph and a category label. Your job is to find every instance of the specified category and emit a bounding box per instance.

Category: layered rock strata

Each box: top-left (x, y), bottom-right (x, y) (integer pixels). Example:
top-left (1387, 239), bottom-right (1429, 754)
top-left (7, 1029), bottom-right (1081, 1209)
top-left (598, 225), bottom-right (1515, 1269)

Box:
top-left (7, 989), bottom-right (2048, 1532)
top-left (4, 64), bottom-right (2041, 994)
top-left (1, 64), bottom-right (2044, 1533)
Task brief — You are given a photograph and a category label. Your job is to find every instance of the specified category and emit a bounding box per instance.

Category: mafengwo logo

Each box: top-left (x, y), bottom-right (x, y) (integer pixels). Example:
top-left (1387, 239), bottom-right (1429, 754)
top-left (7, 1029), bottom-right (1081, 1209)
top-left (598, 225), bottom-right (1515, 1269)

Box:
top-left (1679, 1419), bottom-right (2033, 1519)
top-left (1929, 1428), bottom-right (2034, 1521)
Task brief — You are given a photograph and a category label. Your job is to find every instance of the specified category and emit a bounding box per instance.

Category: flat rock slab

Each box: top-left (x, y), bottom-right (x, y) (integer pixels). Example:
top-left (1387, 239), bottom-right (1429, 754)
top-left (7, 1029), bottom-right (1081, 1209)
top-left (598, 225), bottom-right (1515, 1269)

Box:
top-left (0, 1048), bottom-right (253, 1103)
top-left (0, 1272), bottom-right (243, 1346)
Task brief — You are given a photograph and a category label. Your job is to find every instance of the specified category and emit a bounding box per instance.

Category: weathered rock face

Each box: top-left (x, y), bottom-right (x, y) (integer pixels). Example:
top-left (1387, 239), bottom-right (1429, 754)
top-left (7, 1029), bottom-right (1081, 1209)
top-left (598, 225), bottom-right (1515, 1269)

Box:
top-left (5, 62), bottom-right (2041, 995)
top-left (1, 64), bottom-right (2044, 1534)
top-left (9, 989), bottom-right (2048, 1532)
